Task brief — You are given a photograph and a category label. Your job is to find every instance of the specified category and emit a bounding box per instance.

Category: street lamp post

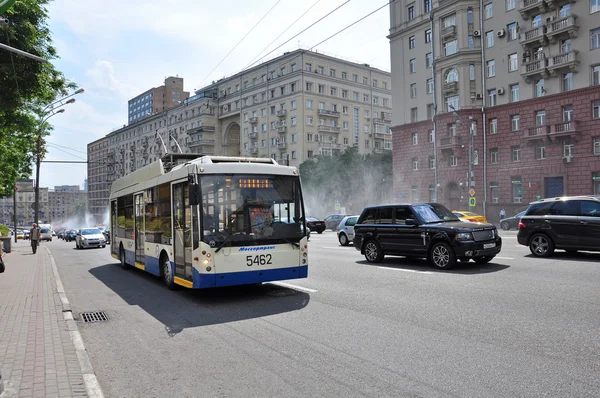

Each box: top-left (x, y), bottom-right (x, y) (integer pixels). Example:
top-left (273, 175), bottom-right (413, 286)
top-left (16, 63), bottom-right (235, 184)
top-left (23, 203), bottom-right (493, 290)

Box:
top-left (34, 89), bottom-right (84, 225)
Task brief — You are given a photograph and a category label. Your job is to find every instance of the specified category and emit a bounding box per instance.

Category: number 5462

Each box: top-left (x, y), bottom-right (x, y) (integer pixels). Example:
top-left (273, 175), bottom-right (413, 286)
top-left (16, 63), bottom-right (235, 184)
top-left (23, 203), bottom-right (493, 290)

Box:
top-left (246, 254), bottom-right (272, 266)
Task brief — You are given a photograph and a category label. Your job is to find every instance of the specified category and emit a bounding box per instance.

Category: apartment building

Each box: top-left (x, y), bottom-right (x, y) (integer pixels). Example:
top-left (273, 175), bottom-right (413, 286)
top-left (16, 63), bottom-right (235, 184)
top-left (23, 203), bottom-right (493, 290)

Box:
top-left (48, 187), bottom-right (87, 224)
top-left (128, 76), bottom-right (190, 124)
top-left (87, 136), bottom-right (109, 223)
top-left (389, 0), bottom-right (600, 220)
top-left (0, 180), bottom-right (48, 226)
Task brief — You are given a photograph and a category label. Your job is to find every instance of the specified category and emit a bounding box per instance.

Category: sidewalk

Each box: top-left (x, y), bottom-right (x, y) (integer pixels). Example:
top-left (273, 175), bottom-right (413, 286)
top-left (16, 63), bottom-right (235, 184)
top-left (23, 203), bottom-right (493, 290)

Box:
top-left (0, 240), bottom-right (87, 397)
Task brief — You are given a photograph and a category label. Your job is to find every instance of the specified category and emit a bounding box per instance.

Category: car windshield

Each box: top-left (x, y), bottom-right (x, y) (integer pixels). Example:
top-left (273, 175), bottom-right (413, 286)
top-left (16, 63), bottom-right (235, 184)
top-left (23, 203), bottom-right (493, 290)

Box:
top-left (306, 217), bottom-right (319, 222)
top-left (82, 228), bottom-right (101, 235)
top-left (40, 228), bottom-right (50, 233)
top-left (413, 204), bottom-right (459, 223)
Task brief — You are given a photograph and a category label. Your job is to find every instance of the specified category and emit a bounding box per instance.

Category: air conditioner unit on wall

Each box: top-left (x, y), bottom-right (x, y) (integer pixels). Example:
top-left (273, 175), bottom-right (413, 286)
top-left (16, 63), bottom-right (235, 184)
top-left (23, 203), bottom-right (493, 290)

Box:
top-left (497, 88), bottom-right (505, 95)
top-left (497, 29), bottom-right (505, 37)
top-left (476, 93), bottom-right (482, 99)
top-left (563, 156), bottom-right (572, 164)
top-left (473, 30), bottom-right (481, 37)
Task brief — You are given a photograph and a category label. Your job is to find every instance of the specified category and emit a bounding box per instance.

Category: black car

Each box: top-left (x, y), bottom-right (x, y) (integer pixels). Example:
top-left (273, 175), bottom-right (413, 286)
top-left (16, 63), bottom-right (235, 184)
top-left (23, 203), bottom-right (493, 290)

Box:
top-left (102, 229), bottom-right (110, 244)
top-left (305, 217), bottom-right (326, 234)
top-left (499, 210), bottom-right (526, 230)
top-left (353, 203), bottom-right (502, 269)
top-left (64, 229), bottom-right (77, 242)
top-left (517, 196), bottom-right (600, 257)
top-left (324, 214), bottom-right (346, 231)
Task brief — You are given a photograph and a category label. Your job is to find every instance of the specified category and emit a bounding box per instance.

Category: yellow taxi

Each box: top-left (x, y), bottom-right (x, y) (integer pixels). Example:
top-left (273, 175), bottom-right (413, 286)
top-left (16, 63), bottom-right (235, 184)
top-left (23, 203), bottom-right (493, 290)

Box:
top-left (15, 229), bottom-right (25, 239)
top-left (452, 211), bottom-right (488, 223)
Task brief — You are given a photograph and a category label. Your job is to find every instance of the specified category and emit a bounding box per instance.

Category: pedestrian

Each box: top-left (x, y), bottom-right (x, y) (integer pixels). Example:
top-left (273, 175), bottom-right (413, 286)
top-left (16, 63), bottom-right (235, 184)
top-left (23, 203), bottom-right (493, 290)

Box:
top-left (499, 208), bottom-right (507, 220)
top-left (30, 223), bottom-right (40, 254)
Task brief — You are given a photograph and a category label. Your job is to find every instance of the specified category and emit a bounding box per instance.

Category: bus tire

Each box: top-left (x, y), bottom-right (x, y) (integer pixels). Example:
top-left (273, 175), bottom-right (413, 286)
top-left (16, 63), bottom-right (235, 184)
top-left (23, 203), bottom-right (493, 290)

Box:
top-left (119, 245), bottom-right (130, 270)
top-left (160, 252), bottom-right (177, 290)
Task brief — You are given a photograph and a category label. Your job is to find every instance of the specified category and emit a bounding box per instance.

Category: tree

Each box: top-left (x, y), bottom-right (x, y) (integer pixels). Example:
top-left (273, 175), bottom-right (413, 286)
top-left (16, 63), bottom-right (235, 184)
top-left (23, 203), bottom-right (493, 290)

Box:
top-left (0, 0), bottom-right (75, 196)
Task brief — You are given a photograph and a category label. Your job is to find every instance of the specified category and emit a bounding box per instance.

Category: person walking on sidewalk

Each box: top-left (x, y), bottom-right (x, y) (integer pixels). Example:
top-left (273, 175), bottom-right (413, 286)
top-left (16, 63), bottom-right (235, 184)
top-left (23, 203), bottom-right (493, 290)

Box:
top-left (30, 223), bottom-right (40, 254)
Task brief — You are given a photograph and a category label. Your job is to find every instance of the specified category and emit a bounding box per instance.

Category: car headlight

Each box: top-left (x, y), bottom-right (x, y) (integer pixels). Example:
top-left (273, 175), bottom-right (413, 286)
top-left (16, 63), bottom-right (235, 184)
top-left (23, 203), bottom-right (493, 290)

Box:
top-left (456, 232), bottom-right (473, 241)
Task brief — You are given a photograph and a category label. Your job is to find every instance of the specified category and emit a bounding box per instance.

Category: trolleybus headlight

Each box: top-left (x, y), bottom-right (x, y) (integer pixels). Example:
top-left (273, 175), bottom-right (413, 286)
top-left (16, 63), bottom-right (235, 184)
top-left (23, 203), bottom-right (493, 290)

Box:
top-left (203, 259), bottom-right (210, 265)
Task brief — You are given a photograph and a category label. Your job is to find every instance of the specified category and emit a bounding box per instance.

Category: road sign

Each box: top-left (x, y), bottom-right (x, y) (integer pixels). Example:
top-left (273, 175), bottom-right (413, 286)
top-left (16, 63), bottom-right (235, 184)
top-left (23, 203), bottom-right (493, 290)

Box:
top-left (469, 197), bottom-right (476, 207)
top-left (334, 203), bottom-right (340, 210)
top-left (469, 188), bottom-right (475, 197)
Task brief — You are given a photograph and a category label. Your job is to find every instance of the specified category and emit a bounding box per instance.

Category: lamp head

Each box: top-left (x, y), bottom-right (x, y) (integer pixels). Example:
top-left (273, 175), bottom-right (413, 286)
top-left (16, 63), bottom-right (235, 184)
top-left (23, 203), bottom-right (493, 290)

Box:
top-left (66, 98), bottom-right (76, 104)
top-left (56, 108), bottom-right (65, 114)
top-left (74, 88), bottom-right (85, 94)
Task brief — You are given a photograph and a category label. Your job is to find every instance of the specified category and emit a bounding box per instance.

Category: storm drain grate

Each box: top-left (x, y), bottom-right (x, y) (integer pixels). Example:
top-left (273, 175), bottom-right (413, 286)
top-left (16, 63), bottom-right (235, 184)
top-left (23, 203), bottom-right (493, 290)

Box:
top-left (80, 311), bottom-right (109, 323)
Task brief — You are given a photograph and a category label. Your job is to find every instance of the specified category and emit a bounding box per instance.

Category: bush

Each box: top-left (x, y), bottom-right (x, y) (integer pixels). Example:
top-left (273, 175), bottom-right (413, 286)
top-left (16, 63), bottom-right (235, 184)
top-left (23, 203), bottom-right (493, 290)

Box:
top-left (0, 224), bottom-right (10, 237)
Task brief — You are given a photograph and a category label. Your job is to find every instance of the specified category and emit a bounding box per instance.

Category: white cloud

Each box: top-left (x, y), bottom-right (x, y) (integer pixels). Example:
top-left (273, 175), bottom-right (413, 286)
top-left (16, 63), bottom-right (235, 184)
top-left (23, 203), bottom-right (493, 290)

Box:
top-left (85, 60), bottom-right (140, 100)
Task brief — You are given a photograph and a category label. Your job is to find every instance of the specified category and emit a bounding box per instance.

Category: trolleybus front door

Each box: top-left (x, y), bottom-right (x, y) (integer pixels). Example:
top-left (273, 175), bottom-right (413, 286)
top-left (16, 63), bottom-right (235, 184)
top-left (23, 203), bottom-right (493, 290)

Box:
top-left (173, 182), bottom-right (193, 282)
top-left (134, 193), bottom-right (145, 264)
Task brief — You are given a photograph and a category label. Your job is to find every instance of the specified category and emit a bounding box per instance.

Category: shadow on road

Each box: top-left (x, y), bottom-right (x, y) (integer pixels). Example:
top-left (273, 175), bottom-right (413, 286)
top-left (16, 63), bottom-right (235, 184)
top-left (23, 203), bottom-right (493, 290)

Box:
top-left (356, 256), bottom-right (510, 274)
top-left (524, 251), bottom-right (600, 263)
top-left (88, 263), bottom-right (310, 336)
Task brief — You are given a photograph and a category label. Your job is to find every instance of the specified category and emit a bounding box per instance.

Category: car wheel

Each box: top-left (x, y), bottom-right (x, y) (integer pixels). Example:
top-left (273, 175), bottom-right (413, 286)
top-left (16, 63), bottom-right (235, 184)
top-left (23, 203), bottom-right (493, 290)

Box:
top-left (338, 233), bottom-right (349, 246)
top-left (500, 221), bottom-right (510, 231)
top-left (161, 254), bottom-right (177, 290)
top-left (529, 233), bottom-right (555, 257)
top-left (363, 240), bottom-right (384, 263)
top-left (474, 255), bottom-right (495, 264)
top-left (120, 246), bottom-right (130, 270)
top-left (429, 242), bottom-right (456, 270)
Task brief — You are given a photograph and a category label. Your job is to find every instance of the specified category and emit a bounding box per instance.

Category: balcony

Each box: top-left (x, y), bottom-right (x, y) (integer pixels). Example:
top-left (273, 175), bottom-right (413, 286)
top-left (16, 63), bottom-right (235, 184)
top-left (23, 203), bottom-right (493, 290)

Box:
top-left (196, 139), bottom-right (215, 145)
top-left (373, 118), bottom-right (391, 126)
top-left (248, 132), bottom-right (258, 139)
top-left (547, 51), bottom-right (580, 75)
top-left (190, 124), bottom-right (216, 133)
top-left (277, 142), bottom-right (287, 150)
top-left (438, 135), bottom-right (462, 149)
top-left (276, 109), bottom-right (287, 117)
top-left (318, 125), bottom-right (341, 133)
top-left (443, 81), bottom-right (459, 95)
top-left (521, 55), bottom-right (548, 83)
top-left (546, 15), bottom-right (579, 43)
top-left (441, 25), bottom-right (457, 41)
top-left (373, 133), bottom-right (392, 140)
top-left (519, 26), bottom-right (547, 48)
top-left (319, 142), bottom-right (341, 150)
top-left (523, 125), bottom-right (550, 142)
top-left (518, 0), bottom-right (548, 19)
top-left (249, 147), bottom-right (258, 154)
top-left (277, 125), bottom-right (287, 133)
top-left (248, 117), bottom-right (258, 124)
top-left (317, 109), bottom-right (341, 117)
top-left (549, 120), bottom-right (580, 141)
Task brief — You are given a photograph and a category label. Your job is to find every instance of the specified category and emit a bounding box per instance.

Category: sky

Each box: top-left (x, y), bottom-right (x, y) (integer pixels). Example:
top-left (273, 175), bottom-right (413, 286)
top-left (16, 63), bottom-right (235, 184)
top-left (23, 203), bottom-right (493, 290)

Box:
top-left (37, 0), bottom-right (392, 190)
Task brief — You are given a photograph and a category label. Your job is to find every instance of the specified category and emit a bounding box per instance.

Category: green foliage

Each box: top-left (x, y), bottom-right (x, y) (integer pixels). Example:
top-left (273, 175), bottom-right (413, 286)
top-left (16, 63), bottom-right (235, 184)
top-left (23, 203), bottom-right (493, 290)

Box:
top-left (0, 224), bottom-right (10, 237)
top-left (0, 0), bottom-right (76, 196)
top-left (299, 147), bottom-right (393, 217)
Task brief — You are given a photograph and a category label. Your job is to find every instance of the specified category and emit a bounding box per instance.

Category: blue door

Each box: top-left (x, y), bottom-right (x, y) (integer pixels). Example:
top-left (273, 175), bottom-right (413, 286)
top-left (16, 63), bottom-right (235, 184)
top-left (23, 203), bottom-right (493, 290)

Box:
top-left (545, 177), bottom-right (564, 198)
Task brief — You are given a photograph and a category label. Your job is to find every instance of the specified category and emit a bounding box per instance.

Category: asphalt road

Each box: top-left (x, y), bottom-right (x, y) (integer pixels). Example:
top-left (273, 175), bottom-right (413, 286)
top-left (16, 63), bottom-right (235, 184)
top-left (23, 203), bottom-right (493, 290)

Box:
top-left (48, 230), bottom-right (600, 398)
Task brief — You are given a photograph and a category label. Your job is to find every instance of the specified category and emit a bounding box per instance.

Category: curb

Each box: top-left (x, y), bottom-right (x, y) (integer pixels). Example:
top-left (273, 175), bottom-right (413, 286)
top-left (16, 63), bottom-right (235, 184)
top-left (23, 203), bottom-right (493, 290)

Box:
top-left (46, 246), bottom-right (105, 398)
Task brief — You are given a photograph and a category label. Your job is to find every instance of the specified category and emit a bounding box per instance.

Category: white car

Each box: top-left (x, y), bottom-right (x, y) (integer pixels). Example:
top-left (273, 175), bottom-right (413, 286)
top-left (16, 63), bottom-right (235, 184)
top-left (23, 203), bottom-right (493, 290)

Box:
top-left (75, 228), bottom-right (106, 249)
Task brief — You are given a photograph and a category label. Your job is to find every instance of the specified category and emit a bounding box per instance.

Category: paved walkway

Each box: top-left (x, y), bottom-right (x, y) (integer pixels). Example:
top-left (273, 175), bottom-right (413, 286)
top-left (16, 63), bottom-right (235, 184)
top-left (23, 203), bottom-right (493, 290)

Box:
top-left (0, 240), bottom-right (87, 397)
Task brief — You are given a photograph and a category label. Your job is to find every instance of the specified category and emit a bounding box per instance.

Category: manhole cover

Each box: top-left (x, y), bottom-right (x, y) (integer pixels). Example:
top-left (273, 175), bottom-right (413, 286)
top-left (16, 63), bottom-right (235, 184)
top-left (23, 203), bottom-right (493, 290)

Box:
top-left (80, 311), bottom-right (109, 323)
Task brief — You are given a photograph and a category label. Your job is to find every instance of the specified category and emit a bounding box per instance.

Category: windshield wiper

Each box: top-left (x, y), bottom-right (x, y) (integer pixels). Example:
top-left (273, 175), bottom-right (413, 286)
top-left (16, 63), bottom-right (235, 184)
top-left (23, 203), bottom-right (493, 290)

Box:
top-left (215, 232), bottom-right (238, 253)
top-left (278, 237), bottom-right (300, 248)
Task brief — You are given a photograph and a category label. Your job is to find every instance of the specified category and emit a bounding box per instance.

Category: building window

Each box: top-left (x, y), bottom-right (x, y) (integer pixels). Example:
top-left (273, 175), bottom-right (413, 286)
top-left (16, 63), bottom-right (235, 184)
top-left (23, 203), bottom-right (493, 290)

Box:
top-left (427, 103), bottom-right (434, 119)
top-left (408, 5), bottom-right (415, 20)
top-left (592, 0), bottom-right (600, 13)
top-left (426, 52), bottom-right (433, 68)
top-left (409, 36), bottom-right (415, 49)
top-left (317, 66), bottom-right (324, 74)
top-left (412, 132), bottom-right (418, 145)
top-left (490, 182), bottom-right (499, 203)
top-left (412, 158), bottom-right (419, 170)
top-left (468, 35), bottom-right (474, 50)
top-left (307, 116), bottom-right (313, 125)
top-left (410, 108), bottom-right (418, 122)
top-left (508, 53), bottom-right (518, 72)
top-left (512, 146), bottom-right (521, 162)
top-left (353, 74), bottom-right (358, 82)
top-left (484, 3), bottom-right (493, 18)
top-left (443, 14), bottom-right (456, 28)
top-left (486, 31), bottom-right (494, 48)
top-left (507, 23), bottom-right (517, 41)
top-left (363, 77), bottom-right (368, 85)
top-left (446, 95), bottom-right (459, 112)
top-left (563, 105), bottom-right (573, 122)
top-left (330, 87), bottom-right (337, 96)
top-left (445, 68), bottom-right (458, 82)
top-left (444, 40), bottom-right (458, 56)
top-left (429, 129), bottom-right (434, 143)
top-left (536, 145), bottom-right (546, 160)
top-left (511, 115), bottom-right (520, 131)
top-left (330, 68), bottom-right (336, 77)
top-left (564, 141), bottom-right (574, 157)
top-left (536, 110), bottom-right (546, 126)
top-left (506, 0), bottom-right (515, 10)
top-left (562, 72), bottom-right (574, 91)
top-left (510, 84), bottom-right (520, 102)
top-left (489, 118), bottom-right (498, 134)
top-left (424, 0), bottom-right (432, 13)
top-left (512, 177), bottom-right (522, 202)
top-left (593, 100), bottom-right (600, 119)
top-left (488, 89), bottom-right (497, 106)
top-left (426, 78), bottom-right (434, 94)
top-left (450, 154), bottom-right (458, 167)
top-left (592, 28), bottom-right (600, 49)
top-left (535, 79), bottom-right (545, 97)
top-left (487, 60), bottom-right (495, 77)
top-left (429, 156), bottom-right (435, 169)
top-left (410, 58), bottom-right (417, 73)
top-left (593, 65), bottom-right (600, 86)
top-left (594, 137), bottom-right (600, 154)
top-left (490, 148), bottom-right (498, 164)
top-left (425, 29), bottom-right (432, 43)
top-left (306, 99), bottom-right (313, 109)
top-left (410, 83), bottom-right (417, 98)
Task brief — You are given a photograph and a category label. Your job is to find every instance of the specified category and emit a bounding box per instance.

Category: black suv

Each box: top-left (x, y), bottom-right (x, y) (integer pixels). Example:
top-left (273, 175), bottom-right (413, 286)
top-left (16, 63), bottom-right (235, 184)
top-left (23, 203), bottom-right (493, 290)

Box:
top-left (353, 203), bottom-right (502, 269)
top-left (517, 196), bottom-right (600, 257)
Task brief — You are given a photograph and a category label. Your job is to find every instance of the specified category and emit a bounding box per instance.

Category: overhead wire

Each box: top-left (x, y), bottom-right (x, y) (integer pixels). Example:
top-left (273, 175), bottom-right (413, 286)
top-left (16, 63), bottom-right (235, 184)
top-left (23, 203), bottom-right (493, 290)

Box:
top-left (243, 0), bottom-right (322, 70)
top-left (308, 0), bottom-right (394, 51)
top-left (46, 142), bottom-right (87, 154)
top-left (195, 0), bottom-right (283, 90)
top-left (243, 0), bottom-right (351, 71)
top-left (46, 144), bottom-right (87, 160)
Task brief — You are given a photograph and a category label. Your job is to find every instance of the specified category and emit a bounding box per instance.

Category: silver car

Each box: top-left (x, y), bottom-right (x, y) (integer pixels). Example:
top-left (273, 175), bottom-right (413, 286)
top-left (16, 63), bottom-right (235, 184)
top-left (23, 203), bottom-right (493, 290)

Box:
top-left (75, 228), bottom-right (106, 249)
top-left (337, 215), bottom-right (359, 246)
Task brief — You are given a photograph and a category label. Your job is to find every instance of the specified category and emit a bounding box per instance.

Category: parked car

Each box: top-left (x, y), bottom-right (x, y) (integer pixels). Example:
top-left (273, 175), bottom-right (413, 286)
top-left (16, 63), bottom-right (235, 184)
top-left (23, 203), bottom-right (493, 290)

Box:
top-left (305, 217), bottom-right (326, 234)
top-left (499, 210), bottom-right (526, 230)
top-left (102, 229), bottom-right (110, 244)
top-left (57, 229), bottom-right (66, 239)
top-left (324, 214), bottom-right (346, 231)
top-left (65, 229), bottom-right (78, 242)
top-left (337, 215), bottom-right (360, 246)
top-left (517, 196), bottom-right (600, 257)
top-left (51, 230), bottom-right (56, 237)
top-left (353, 203), bottom-right (502, 269)
top-left (15, 229), bottom-right (24, 240)
top-left (39, 228), bottom-right (52, 241)
top-left (23, 230), bottom-right (30, 240)
top-left (452, 211), bottom-right (488, 223)
top-left (75, 228), bottom-right (106, 249)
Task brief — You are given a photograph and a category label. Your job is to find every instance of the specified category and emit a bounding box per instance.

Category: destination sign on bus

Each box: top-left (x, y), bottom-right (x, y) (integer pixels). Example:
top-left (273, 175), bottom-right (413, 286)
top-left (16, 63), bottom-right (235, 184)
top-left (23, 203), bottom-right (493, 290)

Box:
top-left (238, 178), bottom-right (271, 188)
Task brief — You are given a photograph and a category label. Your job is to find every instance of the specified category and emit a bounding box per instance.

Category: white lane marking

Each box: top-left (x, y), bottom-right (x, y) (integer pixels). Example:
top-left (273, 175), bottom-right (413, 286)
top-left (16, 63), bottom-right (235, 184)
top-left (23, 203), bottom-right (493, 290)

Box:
top-left (495, 256), bottom-right (514, 260)
top-left (377, 266), bottom-right (433, 274)
top-left (268, 281), bottom-right (318, 293)
top-left (321, 246), bottom-right (353, 250)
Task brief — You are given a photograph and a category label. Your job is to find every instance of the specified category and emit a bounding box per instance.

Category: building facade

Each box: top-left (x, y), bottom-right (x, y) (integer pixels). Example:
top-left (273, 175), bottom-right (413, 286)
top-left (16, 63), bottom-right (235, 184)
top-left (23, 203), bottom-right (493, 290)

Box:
top-left (87, 136), bottom-right (109, 223)
top-left (128, 76), bottom-right (190, 124)
top-left (389, 0), bottom-right (600, 221)
top-left (0, 180), bottom-right (48, 226)
top-left (48, 188), bottom-right (87, 225)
